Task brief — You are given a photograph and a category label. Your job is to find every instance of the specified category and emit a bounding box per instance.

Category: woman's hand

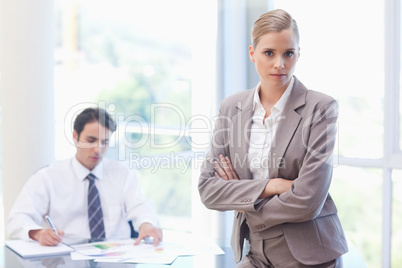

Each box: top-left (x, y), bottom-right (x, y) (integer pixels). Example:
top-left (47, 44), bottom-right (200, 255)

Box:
top-left (259, 178), bottom-right (293, 198)
top-left (214, 155), bottom-right (244, 213)
top-left (213, 155), bottom-right (240, 181)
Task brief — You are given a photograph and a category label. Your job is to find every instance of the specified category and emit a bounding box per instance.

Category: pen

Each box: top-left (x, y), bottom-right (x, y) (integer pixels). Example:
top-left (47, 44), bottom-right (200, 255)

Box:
top-left (45, 215), bottom-right (60, 236)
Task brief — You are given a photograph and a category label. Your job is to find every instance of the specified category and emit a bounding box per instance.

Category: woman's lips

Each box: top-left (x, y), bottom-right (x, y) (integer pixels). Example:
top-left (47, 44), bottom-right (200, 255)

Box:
top-left (271, 73), bottom-right (286, 78)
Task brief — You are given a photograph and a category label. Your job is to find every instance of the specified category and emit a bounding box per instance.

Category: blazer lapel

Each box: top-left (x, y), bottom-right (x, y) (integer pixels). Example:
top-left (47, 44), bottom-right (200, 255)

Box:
top-left (230, 89), bottom-right (254, 180)
top-left (269, 77), bottom-right (306, 178)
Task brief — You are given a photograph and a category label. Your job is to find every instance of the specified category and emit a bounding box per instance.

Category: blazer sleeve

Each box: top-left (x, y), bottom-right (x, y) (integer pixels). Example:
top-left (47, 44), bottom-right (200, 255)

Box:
top-left (245, 99), bottom-right (339, 234)
top-left (198, 100), bottom-right (270, 212)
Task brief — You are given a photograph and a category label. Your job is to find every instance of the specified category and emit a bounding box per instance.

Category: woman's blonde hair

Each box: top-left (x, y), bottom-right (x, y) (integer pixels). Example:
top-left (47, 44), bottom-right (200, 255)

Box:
top-left (251, 9), bottom-right (299, 48)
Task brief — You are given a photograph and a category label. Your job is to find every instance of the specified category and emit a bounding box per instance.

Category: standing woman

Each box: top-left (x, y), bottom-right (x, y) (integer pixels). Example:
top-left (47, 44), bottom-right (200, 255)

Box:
top-left (199, 9), bottom-right (348, 268)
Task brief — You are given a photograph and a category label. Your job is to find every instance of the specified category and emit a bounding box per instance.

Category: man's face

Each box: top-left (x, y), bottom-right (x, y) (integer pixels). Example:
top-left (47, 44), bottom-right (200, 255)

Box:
top-left (73, 121), bottom-right (111, 170)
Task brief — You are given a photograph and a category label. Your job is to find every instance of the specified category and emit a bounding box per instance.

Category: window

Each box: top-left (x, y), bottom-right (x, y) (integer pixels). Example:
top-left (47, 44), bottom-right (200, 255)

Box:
top-left (331, 166), bottom-right (383, 267)
top-left (274, 0), bottom-right (384, 160)
top-left (54, 0), bottom-right (217, 232)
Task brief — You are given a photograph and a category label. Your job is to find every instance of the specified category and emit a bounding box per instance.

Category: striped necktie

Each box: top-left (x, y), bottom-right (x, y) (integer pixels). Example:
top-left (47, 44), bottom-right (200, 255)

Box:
top-left (86, 173), bottom-right (105, 239)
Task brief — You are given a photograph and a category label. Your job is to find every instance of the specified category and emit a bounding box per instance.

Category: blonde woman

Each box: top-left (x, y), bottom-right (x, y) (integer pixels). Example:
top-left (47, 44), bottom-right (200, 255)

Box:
top-left (199, 9), bottom-right (348, 268)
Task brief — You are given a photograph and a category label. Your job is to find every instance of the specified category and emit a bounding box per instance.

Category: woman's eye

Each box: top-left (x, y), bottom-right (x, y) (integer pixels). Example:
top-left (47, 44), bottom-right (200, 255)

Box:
top-left (264, 51), bottom-right (273, 56)
top-left (284, 51), bottom-right (294, 57)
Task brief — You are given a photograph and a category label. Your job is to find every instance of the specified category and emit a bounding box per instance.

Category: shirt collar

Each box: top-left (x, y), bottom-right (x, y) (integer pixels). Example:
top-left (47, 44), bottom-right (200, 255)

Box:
top-left (72, 156), bottom-right (104, 181)
top-left (253, 76), bottom-right (295, 114)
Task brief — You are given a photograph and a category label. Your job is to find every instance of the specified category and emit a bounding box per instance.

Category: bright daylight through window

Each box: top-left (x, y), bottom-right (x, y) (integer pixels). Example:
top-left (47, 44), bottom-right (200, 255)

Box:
top-left (54, 0), bottom-right (214, 233)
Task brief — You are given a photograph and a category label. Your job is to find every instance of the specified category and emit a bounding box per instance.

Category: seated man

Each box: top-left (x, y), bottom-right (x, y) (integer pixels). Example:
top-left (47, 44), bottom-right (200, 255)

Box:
top-left (7, 107), bottom-right (162, 246)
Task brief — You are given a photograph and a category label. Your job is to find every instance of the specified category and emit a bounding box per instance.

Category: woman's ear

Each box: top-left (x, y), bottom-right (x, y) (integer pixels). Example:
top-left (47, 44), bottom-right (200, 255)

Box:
top-left (297, 46), bottom-right (301, 60)
top-left (249, 45), bottom-right (255, 63)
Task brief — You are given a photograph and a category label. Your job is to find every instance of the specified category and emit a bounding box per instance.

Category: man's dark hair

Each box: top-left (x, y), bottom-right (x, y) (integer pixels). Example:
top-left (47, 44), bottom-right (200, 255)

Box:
top-left (73, 107), bottom-right (116, 140)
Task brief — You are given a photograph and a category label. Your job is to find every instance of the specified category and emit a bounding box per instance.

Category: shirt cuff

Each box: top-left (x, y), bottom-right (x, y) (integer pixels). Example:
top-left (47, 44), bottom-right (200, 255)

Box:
top-left (23, 224), bottom-right (44, 241)
top-left (134, 218), bottom-right (159, 232)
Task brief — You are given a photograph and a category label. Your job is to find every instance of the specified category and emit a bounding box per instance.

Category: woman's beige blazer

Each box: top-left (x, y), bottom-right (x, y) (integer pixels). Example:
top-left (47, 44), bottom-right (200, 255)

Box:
top-left (198, 76), bottom-right (348, 265)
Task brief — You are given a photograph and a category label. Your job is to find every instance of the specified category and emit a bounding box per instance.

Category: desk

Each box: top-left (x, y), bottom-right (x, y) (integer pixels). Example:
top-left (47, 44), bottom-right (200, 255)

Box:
top-left (1, 238), bottom-right (367, 268)
top-left (1, 245), bottom-right (236, 268)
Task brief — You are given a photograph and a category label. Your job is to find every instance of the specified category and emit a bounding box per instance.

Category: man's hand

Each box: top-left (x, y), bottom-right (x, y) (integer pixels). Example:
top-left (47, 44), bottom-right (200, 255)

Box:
top-left (29, 229), bottom-right (64, 246)
top-left (213, 155), bottom-right (240, 181)
top-left (134, 222), bottom-right (163, 246)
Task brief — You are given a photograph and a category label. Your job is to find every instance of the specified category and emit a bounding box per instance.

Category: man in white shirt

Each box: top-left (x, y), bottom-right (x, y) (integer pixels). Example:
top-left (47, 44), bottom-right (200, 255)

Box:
top-left (7, 107), bottom-right (162, 246)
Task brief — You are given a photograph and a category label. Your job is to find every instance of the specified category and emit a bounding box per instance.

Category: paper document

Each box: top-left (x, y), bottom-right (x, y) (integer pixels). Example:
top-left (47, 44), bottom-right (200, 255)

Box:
top-left (71, 239), bottom-right (135, 260)
top-left (5, 240), bottom-right (74, 258)
top-left (70, 239), bottom-right (177, 264)
top-left (69, 234), bottom-right (224, 264)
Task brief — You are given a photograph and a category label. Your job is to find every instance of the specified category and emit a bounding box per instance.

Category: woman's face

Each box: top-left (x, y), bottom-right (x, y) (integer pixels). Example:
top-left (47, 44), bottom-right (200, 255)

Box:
top-left (249, 29), bottom-right (300, 91)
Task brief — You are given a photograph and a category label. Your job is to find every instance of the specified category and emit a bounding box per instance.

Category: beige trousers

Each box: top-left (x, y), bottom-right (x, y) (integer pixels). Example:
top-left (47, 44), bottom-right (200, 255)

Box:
top-left (236, 235), bottom-right (343, 268)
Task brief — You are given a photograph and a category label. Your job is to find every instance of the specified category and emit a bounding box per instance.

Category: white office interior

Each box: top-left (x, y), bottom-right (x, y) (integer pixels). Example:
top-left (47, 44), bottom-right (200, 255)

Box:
top-left (1, 0), bottom-right (402, 267)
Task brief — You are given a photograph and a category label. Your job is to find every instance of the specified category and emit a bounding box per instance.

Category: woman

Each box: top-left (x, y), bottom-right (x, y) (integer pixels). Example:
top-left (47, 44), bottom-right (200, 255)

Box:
top-left (198, 9), bottom-right (348, 268)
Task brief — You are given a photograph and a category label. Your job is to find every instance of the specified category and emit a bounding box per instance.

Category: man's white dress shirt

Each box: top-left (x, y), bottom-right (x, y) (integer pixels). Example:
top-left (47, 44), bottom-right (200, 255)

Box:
top-left (7, 157), bottom-right (159, 241)
top-left (248, 77), bottom-right (294, 180)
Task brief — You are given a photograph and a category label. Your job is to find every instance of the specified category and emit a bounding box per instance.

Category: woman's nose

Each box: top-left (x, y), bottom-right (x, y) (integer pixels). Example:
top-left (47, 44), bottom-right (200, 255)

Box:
top-left (274, 56), bottom-right (284, 69)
